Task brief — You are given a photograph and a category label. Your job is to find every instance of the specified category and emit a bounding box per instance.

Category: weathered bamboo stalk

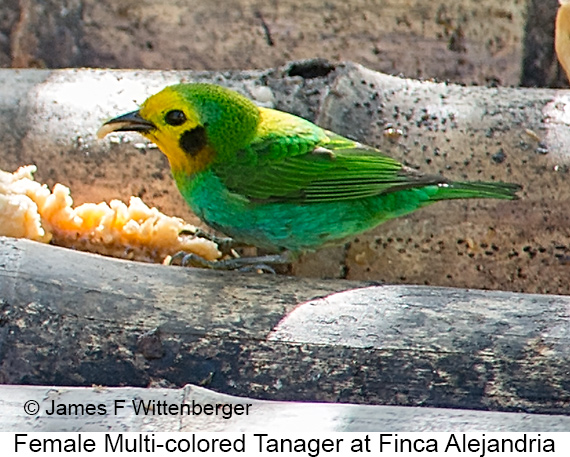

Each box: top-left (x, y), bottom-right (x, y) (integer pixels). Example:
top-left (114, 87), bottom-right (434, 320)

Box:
top-left (1, 237), bottom-right (569, 416)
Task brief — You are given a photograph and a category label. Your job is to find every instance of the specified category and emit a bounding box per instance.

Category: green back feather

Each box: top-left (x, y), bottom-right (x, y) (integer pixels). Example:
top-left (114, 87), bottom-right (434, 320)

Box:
top-left (214, 117), bottom-right (520, 204)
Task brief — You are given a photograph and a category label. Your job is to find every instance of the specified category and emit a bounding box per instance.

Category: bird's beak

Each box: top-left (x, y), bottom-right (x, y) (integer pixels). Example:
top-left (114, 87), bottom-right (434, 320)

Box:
top-left (97, 110), bottom-right (156, 139)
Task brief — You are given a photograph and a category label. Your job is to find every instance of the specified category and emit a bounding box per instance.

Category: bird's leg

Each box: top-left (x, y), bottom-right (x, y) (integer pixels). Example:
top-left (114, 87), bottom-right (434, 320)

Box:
top-left (169, 251), bottom-right (294, 274)
top-left (179, 227), bottom-right (241, 256)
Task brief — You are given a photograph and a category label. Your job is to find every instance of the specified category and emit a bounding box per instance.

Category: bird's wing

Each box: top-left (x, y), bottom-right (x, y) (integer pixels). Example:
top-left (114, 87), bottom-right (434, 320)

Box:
top-left (215, 127), bottom-right (447, 204)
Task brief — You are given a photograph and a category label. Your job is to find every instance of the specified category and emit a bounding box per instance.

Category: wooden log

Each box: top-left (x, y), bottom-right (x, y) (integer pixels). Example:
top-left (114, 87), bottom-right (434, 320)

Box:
top-left (3, 384), bottom-right (570, 432)
top-left (1, 236), bottom-right (569, 416)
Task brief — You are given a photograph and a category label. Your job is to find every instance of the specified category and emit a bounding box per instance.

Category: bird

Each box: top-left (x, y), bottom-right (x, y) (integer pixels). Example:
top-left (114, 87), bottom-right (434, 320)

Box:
top-left (98, 82), bottom-right (521, 269)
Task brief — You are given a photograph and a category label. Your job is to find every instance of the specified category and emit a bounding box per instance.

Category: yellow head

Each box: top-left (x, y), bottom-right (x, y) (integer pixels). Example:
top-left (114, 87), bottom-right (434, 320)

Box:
top-left (98, 83), bottom-right (261, 176)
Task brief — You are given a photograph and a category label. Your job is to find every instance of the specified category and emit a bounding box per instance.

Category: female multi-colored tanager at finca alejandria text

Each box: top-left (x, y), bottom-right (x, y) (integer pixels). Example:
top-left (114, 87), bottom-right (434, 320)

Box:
top-left (98, 83), bottom-right (520, 266)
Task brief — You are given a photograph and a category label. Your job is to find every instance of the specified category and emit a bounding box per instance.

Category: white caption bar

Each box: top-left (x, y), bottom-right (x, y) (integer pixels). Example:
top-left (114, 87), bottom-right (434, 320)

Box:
top-left (1, 432), bottom-right (565, 456)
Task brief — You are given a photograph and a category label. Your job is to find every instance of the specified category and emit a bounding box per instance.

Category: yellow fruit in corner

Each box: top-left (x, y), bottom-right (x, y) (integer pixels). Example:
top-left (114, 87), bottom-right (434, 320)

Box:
top-left (556, 0), bottom-right (570, 81)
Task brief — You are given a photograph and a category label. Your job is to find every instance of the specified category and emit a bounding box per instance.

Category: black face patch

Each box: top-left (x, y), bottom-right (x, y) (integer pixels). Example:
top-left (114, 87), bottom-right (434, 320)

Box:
top-left (179, 126), bottom-right (207, 157)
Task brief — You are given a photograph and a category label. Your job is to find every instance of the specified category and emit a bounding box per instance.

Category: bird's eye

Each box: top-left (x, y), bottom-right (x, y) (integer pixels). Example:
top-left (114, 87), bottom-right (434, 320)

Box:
top-left (164, 110), bottom-right (186, 126)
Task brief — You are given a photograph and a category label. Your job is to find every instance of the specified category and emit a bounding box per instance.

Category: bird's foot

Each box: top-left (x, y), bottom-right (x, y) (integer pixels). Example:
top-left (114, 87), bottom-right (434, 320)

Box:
top-left (168, 252), bottom-right (292, 274)
top-left (179, 227), bottom-right (239, 256)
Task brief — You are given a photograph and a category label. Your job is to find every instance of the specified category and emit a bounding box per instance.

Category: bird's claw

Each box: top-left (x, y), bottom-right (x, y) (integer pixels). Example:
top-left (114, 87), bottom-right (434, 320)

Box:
top-left (167, 251), bottom-right (290, 273)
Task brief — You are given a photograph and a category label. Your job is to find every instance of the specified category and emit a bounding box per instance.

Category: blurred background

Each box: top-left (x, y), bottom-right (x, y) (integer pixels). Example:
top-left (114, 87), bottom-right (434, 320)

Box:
top-left (0, 0), bottom-right (564, 87)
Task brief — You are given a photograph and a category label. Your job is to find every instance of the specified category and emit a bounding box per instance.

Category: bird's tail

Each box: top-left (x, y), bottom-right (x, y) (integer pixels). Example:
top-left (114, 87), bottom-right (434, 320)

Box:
top-left (430, 181), bottom-right (522, 201)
